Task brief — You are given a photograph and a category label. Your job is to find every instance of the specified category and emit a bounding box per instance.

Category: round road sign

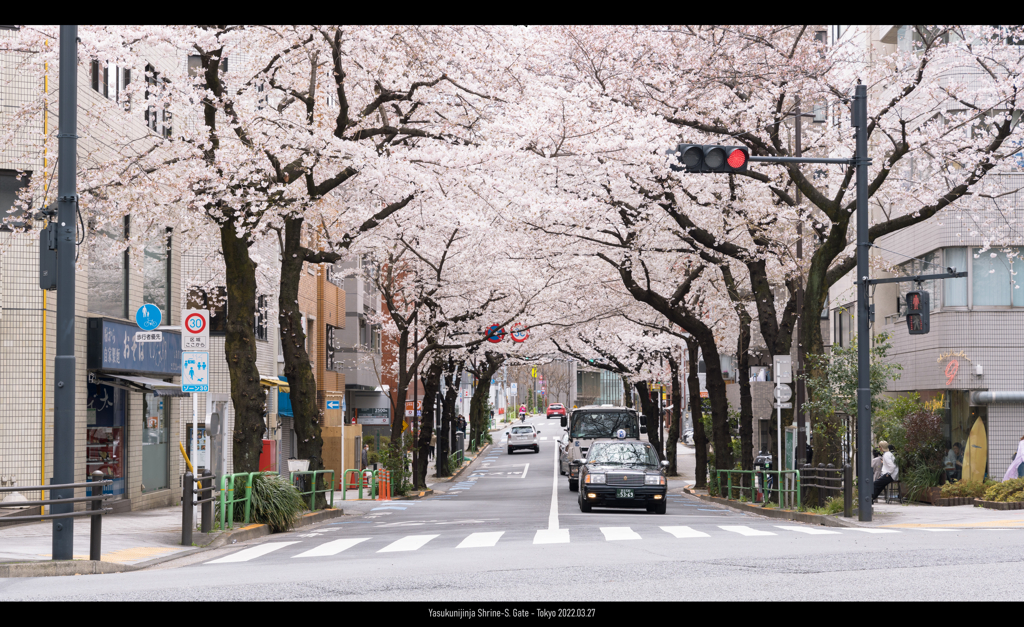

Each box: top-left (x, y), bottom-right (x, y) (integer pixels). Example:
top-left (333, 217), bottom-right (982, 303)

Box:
top-left (773, 384), bottom-right (793, 403)
top-left (136, 304), bottom-right (162, 331)
top-left (485, 324), bottom-right (505, 343)
top-left (185, 312), bottom-right (207, 335)
top-left (510, 322), bottom-right (529, 343)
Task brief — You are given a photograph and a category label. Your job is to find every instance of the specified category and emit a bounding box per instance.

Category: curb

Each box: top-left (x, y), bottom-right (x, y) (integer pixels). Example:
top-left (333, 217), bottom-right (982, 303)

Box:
top-left (683, 487), bottom-right (855, 528)
top-left (395, 489), bottom-right (435, 500)
top-left (0, 507), bottom-right (346, 578)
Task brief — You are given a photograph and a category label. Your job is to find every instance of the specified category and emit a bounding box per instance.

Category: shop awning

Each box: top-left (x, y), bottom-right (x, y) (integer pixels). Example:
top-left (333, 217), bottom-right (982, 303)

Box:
top-left (260, 377), bottom-right (290, 393)
top-left (99, 374), bottom-right (189, 397)
top-left (276, 376), bottom-right (293, 417)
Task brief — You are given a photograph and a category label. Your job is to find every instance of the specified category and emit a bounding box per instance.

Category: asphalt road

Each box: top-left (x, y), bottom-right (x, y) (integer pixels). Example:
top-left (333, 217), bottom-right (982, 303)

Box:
top-left (3, 414), bottom-right (1024, 601)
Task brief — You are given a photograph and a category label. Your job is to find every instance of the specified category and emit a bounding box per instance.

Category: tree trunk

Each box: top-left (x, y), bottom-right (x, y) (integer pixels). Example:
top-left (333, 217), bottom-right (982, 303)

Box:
top-left (737, 316), bottom-right (753, 473)
top-left (803, 252), bottom-right (842, 471)
top-left (685, 336), bottom-right (708, 488)
top-left (279, 215), bottom-right (325, 503)
top-left (635, 381), bottom-right (662, 456)
top-left (413, 358), bottom-right (443, 489)
top-left (621, 375), bottom-right (633, 409)
top-left (468, 353), bottom-right (503, 451)
top-left (692, 330), bottom-right (732, 473)
top-left (435, 358), bottom-right (461, 477)
top-left (667, 352), bottom-right (682, 476)
top-left (220, 217), bottom-right (266, 474)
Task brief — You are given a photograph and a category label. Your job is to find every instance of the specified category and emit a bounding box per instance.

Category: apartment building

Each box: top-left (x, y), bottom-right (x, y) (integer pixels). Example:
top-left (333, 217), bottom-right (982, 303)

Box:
top-left (1, 31), bottom-right (186, 515)
top-left (829, 25), bottom-right (1024, 479)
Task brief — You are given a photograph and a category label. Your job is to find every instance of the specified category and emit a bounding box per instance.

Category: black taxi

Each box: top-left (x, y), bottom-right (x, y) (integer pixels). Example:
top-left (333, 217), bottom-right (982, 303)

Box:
top-left (575, 438), bottom-right (669, 514)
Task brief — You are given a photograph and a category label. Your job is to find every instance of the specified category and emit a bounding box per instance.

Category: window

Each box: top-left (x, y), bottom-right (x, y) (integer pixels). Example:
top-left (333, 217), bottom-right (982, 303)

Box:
top-left (0, 169), bottom-right (30, 231)
top-left (326, 323), bottom-right (339, 371)
top-left (187, 286), bottom-right (227, 334)
top-left (944, 247), bottom-right (968, 306)
top-left (898, 26), bottom-right (949, 52)
top-left (91, 61), bottom-right (130, 109)
top-left (187, 55), bottom-right (228, 79)
top-left (326, 262), bottom-right (344, 289)
top-left (142, 393), bottom-right (169, 493)
top-left (972, 248), bottom-right (1023, 306)
top-left (144, 64), bottom-right (171, 139)
top-left (143, 229), bottom-right (171, 323)
top-left (833, 303), bottom-right (853, 348)
top-left (88, 217), bottom-right (128, 318)
top-left (255, 295), bottom-right (268, 341)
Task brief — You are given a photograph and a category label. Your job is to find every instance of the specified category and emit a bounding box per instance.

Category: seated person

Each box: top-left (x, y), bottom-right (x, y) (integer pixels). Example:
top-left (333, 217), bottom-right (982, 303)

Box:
top-left (944, 442), bottom-right (963, 482)
top-left (871, 441), bottom-right (899, 502)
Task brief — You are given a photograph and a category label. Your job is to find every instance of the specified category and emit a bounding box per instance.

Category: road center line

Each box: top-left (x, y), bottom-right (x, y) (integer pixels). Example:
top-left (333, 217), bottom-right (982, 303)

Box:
top-left (521, 463), bottom-right (529, 479)
top-left (548, 440), bottom-right (559, 530)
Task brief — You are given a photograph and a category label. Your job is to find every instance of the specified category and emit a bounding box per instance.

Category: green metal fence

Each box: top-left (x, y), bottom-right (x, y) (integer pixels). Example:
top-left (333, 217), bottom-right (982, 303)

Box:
top-left (290, 470), bottom-right (335, 511)
top-left (219, 471), bottom-right (270, 530)
top-left (716, 469), bottom-right (802, 509)
top-left (340, 469), bottom-right (375, 500)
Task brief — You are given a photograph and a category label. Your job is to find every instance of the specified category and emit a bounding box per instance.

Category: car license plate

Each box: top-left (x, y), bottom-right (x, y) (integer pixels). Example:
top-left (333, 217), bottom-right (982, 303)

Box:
top-left (616, 489), bottom-right (634, 499)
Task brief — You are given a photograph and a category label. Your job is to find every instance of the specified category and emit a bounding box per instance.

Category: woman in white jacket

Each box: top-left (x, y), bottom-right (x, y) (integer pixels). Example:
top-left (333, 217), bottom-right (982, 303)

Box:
top-left (1003, 435), bottom-right (1024, 482)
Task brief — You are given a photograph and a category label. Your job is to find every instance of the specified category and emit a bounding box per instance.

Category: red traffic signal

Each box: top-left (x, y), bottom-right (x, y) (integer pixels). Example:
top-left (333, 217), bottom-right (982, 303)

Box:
top-left (674, 144), bottom-right (749, 173)
top-left (905, 290), bottom-right (930, 335)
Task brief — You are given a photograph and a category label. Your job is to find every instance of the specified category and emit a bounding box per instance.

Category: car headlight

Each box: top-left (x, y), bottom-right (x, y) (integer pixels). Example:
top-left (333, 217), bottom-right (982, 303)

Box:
top-left (585, 474), bottom-right (606, 484)
top-left (645, 475), bottom-right (665, 485)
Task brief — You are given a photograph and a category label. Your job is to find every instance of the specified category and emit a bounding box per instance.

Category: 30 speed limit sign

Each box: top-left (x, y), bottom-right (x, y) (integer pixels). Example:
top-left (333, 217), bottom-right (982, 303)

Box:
top-left (181, 309), bottom-right (210, 350)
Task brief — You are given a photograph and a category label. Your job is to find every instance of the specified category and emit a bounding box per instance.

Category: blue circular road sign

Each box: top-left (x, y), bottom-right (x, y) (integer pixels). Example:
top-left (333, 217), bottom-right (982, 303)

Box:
top-left (136, 304), bottom-right (162, 331)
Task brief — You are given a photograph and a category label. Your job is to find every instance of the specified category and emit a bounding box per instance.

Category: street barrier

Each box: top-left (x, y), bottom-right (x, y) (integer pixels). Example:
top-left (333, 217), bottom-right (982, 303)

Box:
top-left (801, 463), bottom-right (853, 516)
top-left (0, 471), bottom-right (112, 561)
top-left (341, 469), bottom-right (375, 500)
top-left (374, 469), bottom-right (391, 501)
top-left (290, 470), bottom-right (335, 511)
top-left (219, 471), bottom-right (270, 529)
top-left (716, 468), bottom-right (802, 509)
top-left (181, 471), bottom-right (217, 546)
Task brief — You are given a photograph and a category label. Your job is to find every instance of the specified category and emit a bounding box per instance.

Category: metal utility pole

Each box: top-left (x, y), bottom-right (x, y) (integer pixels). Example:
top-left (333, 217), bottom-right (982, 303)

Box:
top-left (852, 83), bottom-right (872, 521)
top-left (52, 25), bottom-right (78, 560)
top-left (793, 96), bottom-right (807, 471)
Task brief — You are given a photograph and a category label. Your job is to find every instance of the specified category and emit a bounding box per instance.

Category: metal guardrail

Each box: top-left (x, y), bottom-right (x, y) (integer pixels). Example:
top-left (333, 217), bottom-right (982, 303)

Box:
top-left (716, 469), bottom-right (802, 509)
top-left (181, 471), bottom-right (217, 546)
top-left (290, 470), bottom-right (335, 511)
top-left (219, 471), bottom-right (270, 530)
top-left (801, 463), bottom-right (853, 517)
top-left (0, 471), bottom-right (112, 560)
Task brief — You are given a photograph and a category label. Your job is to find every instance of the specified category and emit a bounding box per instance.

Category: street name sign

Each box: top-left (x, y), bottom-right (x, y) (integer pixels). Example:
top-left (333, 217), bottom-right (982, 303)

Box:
top-left (774, 402), bottom-right (793, 409)
top-left (182, 352), bottom-right (209, 393)
top-left (182, 309), bottom-right (210, 350)
top-left (136, 304), bottom-right (161, 331)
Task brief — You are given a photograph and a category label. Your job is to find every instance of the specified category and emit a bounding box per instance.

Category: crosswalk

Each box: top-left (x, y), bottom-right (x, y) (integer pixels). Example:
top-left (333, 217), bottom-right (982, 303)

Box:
top-left (205, 524), bottom-right (922, 565)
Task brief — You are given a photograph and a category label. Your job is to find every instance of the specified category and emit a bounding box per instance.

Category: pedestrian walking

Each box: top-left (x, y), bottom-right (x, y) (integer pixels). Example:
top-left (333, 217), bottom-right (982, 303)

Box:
top-left (1002, 435), bottom-right (1024, 481)
top-left (362, 444), bottom-right (369, 469)
top-left (428, 432), bottom-right (436, 460)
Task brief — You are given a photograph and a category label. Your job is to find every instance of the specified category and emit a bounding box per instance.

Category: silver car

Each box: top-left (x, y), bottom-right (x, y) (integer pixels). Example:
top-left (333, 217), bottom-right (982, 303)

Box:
top-left (506, 424), bottom-right (540, 454)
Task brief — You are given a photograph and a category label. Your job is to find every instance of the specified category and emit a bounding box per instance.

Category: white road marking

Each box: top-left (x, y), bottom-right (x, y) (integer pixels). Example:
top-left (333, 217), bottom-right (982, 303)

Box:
top-left (719, 525), bottom-right (776, 537)
top-left (206, 541), bottom-right (299, 564)
top-left (293, 538), bottom-right (368, 558)
top-left (521, 463), bottom-right (529, 479)
top-left (660, 526), bottom-right (710, 538)
top-left (534, 529), bottom-right (570, 544)
top-left (548, 442), bottom-right (559, 530)
top-left (843, 528), bottom-right (901, 534)
top-left (377, 534), bottom-right (439, 552)
top-left (918, 528), bottom-right (958, 532)
top-left (457, 532), bottom-right (505, 548)
top-left (601, 527), bottom-right (642, 541)
top-left (775, 525), bottom-right (841, 535)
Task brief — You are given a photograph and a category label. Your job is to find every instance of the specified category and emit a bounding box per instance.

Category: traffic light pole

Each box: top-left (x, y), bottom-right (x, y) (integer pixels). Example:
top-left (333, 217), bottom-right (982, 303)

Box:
top-left (853, 83), bottom-right (872, 522)
top-left (53, 25), bottom-right (79, 560)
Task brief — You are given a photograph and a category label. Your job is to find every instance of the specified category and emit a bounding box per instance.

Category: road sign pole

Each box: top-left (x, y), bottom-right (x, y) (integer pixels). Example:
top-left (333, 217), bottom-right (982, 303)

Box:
top-left (191, 392), bottom-right (198, 525)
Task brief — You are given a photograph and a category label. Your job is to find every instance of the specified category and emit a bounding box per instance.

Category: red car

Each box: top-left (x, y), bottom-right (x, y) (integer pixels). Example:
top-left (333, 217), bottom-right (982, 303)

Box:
top-left (546, 403), bottom-right (566, 419)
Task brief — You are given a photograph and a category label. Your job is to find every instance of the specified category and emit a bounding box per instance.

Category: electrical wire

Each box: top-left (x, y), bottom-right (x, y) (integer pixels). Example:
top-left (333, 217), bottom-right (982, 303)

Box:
top-left (75, 197), bottom-right (84, 262)
top-left (870, 242), bottom-right (946, 270)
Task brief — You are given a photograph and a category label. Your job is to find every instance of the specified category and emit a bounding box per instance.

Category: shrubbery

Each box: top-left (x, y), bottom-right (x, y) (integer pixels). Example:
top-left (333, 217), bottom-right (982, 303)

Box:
top-left (940, 479), bottom-right (994, 499)
top-left (983, 478), bottom-right (1024, 502)
top-left (216, 472), bottom-right (307, 533)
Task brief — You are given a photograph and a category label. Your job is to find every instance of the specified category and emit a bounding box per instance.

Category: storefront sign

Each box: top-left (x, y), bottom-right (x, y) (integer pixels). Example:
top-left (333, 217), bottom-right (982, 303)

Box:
top-left (87, 318), bottom-right (181, 376)
top-left (938, 350), bottom-right (972, 386)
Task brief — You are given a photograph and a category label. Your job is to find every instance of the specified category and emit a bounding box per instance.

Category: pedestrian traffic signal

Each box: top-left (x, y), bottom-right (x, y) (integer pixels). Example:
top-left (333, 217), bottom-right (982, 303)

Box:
top-left (906, 290), bottom-right (929, 335)
top-left (672, 144), bottom-right (749, 174)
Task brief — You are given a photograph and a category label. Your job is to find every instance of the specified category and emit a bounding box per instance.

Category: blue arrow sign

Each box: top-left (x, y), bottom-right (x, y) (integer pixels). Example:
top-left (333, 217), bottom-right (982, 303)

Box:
top-left (326, 400), bottom-right (340, 410)
top-left (136, 304), bottom-right (162, 331)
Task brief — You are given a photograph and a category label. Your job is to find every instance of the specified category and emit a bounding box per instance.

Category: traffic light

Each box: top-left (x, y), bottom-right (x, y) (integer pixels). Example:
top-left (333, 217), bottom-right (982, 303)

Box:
top-left (906, 290), bottom-right (930, 335)
top-left (673, 144), bottom-right (749, 174)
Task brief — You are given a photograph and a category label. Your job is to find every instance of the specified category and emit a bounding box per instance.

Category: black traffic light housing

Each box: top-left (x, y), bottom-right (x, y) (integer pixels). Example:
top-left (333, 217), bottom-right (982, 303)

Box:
top-left (906, 290), bottom-right (929, 335)
top-left (673, 144), bottom-right (749, 173)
